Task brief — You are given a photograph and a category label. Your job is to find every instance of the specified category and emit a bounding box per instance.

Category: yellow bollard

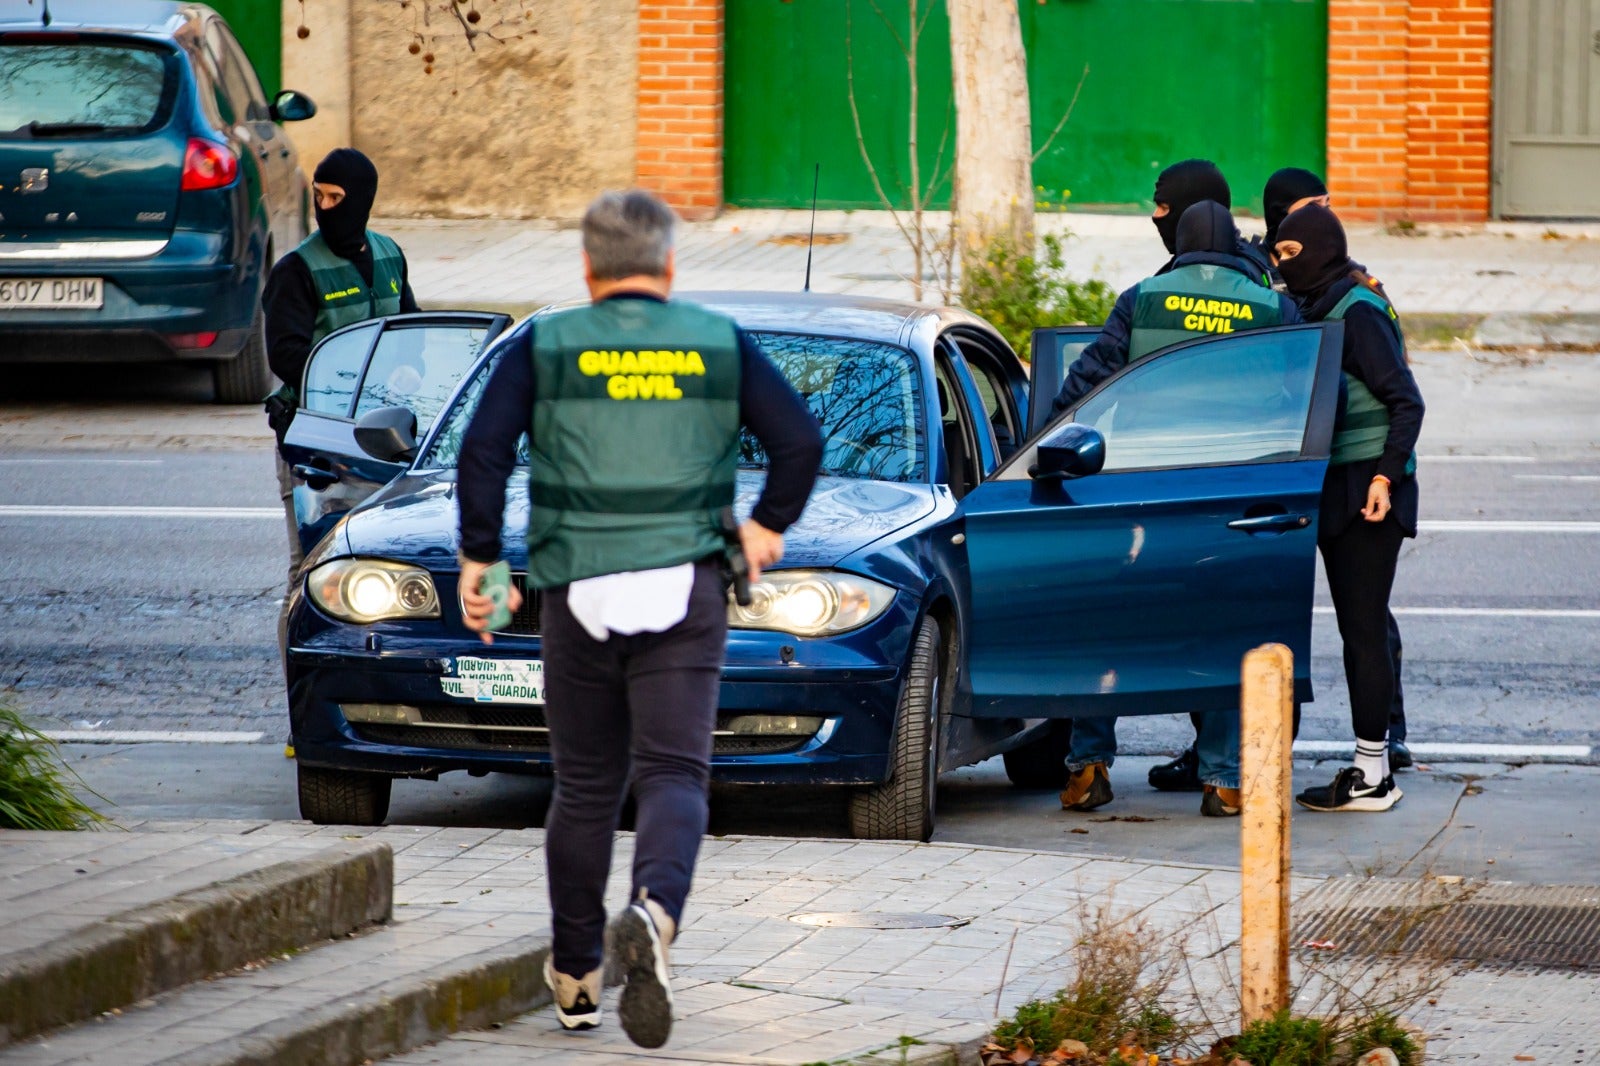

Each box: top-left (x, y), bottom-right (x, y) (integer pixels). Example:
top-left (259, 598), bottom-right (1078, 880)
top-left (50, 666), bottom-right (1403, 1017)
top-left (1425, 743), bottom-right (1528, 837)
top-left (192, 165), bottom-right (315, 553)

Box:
top-left (1239, 642), bottom-right (1294, 1025)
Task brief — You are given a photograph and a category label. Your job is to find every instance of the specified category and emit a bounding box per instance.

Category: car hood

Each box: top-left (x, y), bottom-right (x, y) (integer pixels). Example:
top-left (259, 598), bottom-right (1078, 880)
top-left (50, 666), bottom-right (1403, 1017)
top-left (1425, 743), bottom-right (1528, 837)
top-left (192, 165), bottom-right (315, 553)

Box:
top-left (340, 470), bottom-right (936, 572)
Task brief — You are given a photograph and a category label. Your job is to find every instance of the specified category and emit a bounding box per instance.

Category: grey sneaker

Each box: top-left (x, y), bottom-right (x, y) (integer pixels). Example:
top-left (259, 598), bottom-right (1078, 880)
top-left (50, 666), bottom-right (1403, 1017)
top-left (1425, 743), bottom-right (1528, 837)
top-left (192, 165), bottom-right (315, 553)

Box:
top-left (542, 955), bottom-right (601, 1031)
top-left (611, 893), bottom-right (674, 1048)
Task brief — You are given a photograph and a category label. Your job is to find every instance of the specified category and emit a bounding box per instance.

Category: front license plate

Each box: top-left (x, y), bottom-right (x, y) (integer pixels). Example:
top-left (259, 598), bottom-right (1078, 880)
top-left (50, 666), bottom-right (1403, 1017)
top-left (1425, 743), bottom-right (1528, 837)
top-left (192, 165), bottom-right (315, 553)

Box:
top-left (0, 277), bottom-right (104, 310)
top-left (440, 656), bottom-right (545, 704)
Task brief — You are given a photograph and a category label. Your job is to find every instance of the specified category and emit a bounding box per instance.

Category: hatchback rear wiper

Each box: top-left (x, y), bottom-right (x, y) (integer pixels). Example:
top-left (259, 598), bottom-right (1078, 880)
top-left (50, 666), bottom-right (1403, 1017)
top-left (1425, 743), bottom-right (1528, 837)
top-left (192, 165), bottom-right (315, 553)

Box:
top-left (3, 121), bottom-right (127, 139)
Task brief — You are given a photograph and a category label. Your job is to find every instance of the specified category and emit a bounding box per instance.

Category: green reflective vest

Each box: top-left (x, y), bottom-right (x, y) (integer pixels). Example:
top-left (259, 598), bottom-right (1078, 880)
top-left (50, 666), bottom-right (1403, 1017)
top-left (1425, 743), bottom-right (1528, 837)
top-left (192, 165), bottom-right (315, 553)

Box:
top-left (1127, 264), bottom-right (1285, 362)
top-left (1326, 284), bottom-right (1416, 474)
top-left (295, 231), bottom-right (405, 346)
top-left (524, 298), bottom-right (742, 590)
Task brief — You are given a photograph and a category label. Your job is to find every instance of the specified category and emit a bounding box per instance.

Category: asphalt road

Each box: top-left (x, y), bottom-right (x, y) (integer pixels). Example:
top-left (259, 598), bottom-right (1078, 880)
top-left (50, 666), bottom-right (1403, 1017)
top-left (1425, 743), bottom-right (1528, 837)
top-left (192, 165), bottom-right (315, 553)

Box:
top-left (1, 349), bottom-right (1597, 854)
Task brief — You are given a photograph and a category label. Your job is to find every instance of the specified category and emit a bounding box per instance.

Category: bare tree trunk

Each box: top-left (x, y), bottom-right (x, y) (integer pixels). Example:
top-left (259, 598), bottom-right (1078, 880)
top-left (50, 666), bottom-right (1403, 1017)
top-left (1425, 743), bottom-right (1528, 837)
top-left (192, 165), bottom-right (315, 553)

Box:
top-left (947, 0), bottom-right (1033, 264)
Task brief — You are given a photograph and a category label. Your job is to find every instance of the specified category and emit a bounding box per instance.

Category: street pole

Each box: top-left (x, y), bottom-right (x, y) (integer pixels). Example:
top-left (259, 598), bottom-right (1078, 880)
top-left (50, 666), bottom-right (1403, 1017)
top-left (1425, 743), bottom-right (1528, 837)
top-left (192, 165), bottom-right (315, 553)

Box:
top-left (1239, 643), bottom-right (1294, 1024)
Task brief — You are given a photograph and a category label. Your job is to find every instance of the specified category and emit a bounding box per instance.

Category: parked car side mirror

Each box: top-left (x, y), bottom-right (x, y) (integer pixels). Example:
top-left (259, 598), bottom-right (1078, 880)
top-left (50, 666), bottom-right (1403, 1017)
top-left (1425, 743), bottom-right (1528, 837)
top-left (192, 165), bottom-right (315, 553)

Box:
top-left (271, 90), bottom-right (318, 123)
top-left (354, 406), bottom-right (418, 464)
top-left (1028, 422), bottom-right (1105, 481)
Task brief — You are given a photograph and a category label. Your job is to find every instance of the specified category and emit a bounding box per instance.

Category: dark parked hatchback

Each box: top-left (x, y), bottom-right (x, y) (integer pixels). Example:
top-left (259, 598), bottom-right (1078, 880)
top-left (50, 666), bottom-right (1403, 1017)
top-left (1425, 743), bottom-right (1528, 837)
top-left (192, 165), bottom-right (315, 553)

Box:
top-left (0, 0), bottom-right (315, 401)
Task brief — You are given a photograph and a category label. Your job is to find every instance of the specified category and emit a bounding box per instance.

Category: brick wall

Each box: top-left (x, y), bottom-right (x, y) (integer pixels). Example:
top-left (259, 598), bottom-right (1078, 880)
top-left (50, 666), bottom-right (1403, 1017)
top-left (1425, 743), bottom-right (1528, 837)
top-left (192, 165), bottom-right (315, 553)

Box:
top-left (637, 0), bottom-right (724, 219)
top-left (1327, 0), bottom-right (1493, 223)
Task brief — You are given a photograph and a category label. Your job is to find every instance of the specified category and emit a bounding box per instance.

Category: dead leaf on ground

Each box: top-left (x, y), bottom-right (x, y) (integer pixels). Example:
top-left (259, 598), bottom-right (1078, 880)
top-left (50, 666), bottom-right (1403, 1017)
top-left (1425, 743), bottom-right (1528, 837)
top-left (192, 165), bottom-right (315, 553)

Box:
top-left (765, 232), bottom-right (850, 246)
top-left (1088, 815), bottom-right (1168, 823)
top-left (1070, 827), bottom-right (1090, 834)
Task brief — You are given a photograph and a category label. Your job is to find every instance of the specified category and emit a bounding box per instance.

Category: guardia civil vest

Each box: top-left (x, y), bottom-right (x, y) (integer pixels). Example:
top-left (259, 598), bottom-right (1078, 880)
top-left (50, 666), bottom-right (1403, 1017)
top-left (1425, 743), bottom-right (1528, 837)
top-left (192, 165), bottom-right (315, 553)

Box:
top-left (1128, 264), bottom-right (1284, 362)
top-left (294, 231), bottom-right (405, 346)
top-left (524, 298), bottom-right (742, 590)
top-left (1326, 284), bottom-right (1415, 474)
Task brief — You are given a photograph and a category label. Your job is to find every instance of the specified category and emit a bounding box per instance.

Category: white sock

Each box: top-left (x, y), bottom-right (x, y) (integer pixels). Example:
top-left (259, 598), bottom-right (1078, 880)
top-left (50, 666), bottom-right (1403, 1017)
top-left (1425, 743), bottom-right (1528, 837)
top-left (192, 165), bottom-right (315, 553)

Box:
top-left (1354, 739), bottom-right (1388, 783)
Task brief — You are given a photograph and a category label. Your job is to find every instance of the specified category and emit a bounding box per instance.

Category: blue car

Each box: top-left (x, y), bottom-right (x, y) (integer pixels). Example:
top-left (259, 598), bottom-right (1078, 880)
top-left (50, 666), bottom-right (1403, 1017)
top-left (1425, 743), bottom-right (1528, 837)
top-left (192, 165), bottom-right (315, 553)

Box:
top-left (0, 1), bottom-right (316, 402)
top-left (280, 292), bottom-right (1342, 839)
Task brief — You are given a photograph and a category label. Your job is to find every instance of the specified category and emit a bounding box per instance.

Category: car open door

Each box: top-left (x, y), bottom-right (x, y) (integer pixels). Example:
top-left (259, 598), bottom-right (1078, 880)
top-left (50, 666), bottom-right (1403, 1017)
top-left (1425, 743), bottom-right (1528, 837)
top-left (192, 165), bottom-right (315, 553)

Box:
top-left (280, 311), bottom-right (511, 555)
top-left (1026, 326), bottom-right (1103, 437)
top-left (951, 322), bottom-right (1343, 719)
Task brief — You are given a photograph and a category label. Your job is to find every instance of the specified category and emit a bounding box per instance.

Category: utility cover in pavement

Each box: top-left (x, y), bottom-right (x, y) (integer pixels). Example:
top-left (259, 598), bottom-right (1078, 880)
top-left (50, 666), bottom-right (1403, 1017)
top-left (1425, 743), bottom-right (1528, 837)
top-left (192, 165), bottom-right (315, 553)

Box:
top-left (788, 912), bottom-right (971, 930)
top-left (1295, 880), bottom-right (1600, 971)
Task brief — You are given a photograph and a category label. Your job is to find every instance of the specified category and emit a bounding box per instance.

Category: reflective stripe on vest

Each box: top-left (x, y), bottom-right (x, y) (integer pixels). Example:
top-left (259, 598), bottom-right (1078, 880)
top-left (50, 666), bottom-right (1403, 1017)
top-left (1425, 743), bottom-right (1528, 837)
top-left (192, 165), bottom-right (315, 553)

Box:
top-left (295, 231), bottom-right (405, 345)
top-left (1127, 264), bottom-right (1284, 362)
top-left (525, 298), bottom-right (742, 590)
top-left (1326, 284), bottom-right (1415, 473)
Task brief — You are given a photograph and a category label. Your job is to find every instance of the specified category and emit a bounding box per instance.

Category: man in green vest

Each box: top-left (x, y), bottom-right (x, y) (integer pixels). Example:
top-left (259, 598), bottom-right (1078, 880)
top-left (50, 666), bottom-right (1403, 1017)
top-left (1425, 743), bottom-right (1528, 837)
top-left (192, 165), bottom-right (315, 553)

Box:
top-left (1052, 199), bottom-right (1303, 819)
top-left (454, 190), bottom-right (822, 1048)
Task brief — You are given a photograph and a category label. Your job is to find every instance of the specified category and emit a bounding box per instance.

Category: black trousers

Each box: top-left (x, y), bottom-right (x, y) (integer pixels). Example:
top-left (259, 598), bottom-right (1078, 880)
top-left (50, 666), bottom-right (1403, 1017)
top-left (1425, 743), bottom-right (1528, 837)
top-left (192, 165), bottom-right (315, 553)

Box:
top-left (540, 558), bottom-right (727, 977)
top-left (1319, 516), bottom-right (1407, 747)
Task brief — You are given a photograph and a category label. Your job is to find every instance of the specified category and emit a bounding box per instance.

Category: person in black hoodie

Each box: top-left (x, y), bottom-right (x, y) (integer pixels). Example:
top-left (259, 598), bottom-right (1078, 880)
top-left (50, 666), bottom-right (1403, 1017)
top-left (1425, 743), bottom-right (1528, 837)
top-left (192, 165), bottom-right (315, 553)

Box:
top-left (1274, 204), bottom-right (1424, 813)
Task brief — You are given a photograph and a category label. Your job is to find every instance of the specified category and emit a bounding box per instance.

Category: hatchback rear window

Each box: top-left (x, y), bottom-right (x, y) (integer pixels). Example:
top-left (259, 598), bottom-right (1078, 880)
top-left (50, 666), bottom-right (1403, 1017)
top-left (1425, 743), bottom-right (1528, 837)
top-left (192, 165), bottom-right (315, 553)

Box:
top-left (0, 42), bottom-right (176, 138)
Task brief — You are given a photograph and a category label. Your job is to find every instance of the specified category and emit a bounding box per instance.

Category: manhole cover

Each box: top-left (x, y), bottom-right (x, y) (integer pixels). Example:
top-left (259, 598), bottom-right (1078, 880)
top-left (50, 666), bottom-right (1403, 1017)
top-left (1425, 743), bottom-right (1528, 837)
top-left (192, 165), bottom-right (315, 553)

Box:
top-left (788, 911), bottom-right (970, 930)
top-left (1296, 880), bottom-right (1600, 971)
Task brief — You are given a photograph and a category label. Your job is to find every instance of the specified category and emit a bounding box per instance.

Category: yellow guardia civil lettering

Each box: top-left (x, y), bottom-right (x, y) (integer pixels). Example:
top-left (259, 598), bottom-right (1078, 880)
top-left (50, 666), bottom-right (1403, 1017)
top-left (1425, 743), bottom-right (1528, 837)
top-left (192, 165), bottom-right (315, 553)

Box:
top-left (1161, 294), bottom-right (1255, 321)
top-left (578, 349), bottom-right (706, 401)
top-left (324, 286), bottom-right (362, 301)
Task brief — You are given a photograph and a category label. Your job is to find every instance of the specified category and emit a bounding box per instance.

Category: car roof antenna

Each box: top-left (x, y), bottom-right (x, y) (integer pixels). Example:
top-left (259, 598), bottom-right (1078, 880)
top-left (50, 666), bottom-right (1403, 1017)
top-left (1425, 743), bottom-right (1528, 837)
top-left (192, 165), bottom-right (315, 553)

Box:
top-left (803, 162), bottom-right (819, 293)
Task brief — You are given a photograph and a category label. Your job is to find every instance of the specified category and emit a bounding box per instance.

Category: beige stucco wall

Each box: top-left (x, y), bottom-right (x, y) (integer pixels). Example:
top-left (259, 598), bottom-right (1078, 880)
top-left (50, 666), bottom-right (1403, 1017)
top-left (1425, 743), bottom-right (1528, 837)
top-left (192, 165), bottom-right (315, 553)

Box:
top-left (345, 0), bottom-right (638, 219)
top-left (280, 0), bottom-right (352, 169)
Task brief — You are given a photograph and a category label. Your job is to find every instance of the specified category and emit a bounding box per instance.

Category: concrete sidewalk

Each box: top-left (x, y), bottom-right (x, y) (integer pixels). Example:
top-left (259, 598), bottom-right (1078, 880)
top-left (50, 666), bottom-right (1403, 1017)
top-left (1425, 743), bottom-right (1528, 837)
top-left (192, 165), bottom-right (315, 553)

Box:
top-left (3, 819), bottom-right (1597, 1064)
top-left (385, 209), bottom-right (1600, 347)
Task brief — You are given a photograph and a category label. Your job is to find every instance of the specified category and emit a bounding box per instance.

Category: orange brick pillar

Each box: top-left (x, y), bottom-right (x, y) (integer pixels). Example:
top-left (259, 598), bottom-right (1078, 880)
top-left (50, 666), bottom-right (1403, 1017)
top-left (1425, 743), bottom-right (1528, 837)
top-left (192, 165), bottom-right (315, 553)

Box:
top-left (1326, 0), bottom-right (1492, 223)
top-left (637, 0), bottom-right (724, 220)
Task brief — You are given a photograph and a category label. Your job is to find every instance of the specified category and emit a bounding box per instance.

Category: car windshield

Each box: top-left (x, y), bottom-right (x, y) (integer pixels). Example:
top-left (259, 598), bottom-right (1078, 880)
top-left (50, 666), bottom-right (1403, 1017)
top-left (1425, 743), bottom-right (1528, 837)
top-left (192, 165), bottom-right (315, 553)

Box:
top-left (0, 42), bottom-right (177, 138)
top-left (424, 329), bottom-right (926, 482)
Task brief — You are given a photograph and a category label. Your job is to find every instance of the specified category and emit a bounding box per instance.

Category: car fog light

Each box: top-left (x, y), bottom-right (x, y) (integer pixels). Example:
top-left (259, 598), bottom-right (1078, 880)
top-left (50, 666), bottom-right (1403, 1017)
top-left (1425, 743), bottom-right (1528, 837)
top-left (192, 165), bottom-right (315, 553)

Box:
top-left (724, 715), bottom-right (824, 736)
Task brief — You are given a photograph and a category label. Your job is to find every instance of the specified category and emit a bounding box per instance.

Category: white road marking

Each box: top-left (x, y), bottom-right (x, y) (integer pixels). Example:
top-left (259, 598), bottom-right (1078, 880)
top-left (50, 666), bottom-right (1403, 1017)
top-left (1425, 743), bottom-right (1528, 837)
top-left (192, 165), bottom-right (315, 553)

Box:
top-left (1417, 455), bottom-right (1538, 463)
top-left (0, 505), bottom-right (277, 519)
top-left (0, 459), bottom-right (164, 465)
top-left (46, 730), bottom-right (266, 744)
top-left (1515, 474), bottom-right (1600, 482)
top-left (1420, 520), bottom-right (1600, 533)
top-left (1294, 740), bottom-right (1592, 760)
top-left (1315, 606), bottom-right (1600, 619)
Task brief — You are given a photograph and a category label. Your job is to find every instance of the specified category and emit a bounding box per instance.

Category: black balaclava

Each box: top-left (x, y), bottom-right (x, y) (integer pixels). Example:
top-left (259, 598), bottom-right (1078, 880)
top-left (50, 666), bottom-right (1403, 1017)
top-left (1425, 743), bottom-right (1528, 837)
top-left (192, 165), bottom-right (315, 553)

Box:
top-left (1263, 167), bottom-right (1328, 251)
top-left (1152, 159), bottom-right (1231, 254)
top-left (313, 148), bottom-right (379, 260)
top-left (1174, 200), bottom-right (1240, 257)
top-left (1275, 203), bottom-right (1354, 303)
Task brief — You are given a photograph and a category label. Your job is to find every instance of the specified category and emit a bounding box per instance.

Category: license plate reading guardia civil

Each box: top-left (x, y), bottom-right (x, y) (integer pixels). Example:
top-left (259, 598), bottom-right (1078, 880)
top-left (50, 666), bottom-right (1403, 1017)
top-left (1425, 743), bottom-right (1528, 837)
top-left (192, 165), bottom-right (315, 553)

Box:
top-left (0, 278), bottom-right (104, 310)
top-left (440, 656), bottom-right (546, 704)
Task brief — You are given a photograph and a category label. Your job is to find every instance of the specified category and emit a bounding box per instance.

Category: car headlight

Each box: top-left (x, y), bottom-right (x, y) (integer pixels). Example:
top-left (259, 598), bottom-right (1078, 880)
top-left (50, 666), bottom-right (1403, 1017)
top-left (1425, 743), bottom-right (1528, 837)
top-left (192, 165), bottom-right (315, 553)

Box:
top-left (729, 570), bottom-right (896, 636)
top-left (306, 558), bottom-right (441, 624)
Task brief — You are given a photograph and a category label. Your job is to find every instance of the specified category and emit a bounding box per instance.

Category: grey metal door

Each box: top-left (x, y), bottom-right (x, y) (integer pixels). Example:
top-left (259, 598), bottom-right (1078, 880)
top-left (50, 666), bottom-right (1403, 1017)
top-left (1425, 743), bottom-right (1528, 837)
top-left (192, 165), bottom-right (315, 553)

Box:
top-left (1496, 0), bottom-right (1600, 217)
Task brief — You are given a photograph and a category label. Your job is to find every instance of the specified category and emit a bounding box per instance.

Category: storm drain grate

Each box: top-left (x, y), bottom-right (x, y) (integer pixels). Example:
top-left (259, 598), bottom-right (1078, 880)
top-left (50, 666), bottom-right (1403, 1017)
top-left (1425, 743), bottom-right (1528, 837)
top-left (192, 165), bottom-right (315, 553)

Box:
top-left (1294, 880), bottom-right (1600, 971)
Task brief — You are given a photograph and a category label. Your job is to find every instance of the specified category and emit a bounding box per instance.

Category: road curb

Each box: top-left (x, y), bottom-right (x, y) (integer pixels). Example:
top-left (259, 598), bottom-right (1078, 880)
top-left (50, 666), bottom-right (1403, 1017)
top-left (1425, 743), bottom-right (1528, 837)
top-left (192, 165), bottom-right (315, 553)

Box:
top-left (0, 839), bottom-right (392, 1047)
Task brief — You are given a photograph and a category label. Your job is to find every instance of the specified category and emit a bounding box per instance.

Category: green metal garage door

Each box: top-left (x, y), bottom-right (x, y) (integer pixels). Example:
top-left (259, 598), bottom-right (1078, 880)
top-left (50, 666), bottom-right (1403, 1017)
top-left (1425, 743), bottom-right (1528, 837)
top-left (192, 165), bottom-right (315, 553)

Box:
top-left (209, 0), bottom-right (282, 96)
top-left (724, 0), bottom-right (1327, 215)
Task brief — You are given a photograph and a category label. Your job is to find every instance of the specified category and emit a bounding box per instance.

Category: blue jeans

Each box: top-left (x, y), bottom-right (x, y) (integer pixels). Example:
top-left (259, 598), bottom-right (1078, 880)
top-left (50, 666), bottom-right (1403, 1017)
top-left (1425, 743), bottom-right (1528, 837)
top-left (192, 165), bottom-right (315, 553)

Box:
top-left (1069, 711), bottom-right (1239, 789)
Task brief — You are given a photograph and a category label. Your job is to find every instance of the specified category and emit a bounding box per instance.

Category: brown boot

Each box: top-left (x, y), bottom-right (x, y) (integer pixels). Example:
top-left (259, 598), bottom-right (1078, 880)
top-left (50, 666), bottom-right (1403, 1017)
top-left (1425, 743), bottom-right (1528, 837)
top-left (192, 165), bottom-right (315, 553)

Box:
top-left (1060, 763), bottom-right (1113, 811)
top-left (1200, 784), bottom-right (1242, 817)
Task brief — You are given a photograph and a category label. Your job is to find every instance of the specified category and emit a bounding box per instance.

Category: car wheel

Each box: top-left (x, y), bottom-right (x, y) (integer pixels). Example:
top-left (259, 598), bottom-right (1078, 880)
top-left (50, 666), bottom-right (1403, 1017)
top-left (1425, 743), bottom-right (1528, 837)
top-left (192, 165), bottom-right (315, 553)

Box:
top-left (297, 764), bottom-right (392, 826)
top-left (847, 614), bottom-right (941, 842)
top-left (1001, 719), bottom-right (1074, 789)
top-left (213, 308), bottom-right (271, 404)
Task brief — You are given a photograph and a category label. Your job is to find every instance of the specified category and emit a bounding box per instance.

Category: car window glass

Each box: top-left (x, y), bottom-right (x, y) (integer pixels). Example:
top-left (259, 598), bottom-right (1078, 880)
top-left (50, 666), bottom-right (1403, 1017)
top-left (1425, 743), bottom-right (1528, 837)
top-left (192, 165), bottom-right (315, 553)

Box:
top-left (0, 43), bottom-right (176, 135)
top-left (302, 322), bottom-right (379, 415)
top-left (1071, 329), bottom-right (1321, 471)
top-left (215, 24), bottom-right (269, 118)
top-left (204, 23), bottom-right (253, 125)
top-left (354, 325), bottom-right (491, 435)
top-left (422, 347), bottom-right (530, 469)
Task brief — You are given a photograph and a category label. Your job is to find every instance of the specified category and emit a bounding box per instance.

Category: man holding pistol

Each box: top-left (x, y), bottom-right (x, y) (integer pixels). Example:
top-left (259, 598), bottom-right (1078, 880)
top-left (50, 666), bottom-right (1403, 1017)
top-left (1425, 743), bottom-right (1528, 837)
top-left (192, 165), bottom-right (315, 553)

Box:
top-left (455, 189), bottom-right (822, 1048)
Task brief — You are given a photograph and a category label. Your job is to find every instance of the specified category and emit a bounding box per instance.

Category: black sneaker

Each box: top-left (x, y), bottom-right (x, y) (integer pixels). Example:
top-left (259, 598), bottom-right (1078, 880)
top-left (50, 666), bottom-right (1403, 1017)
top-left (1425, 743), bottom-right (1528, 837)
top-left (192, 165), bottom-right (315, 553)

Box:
top-left (1296, 767), bottom-right (1403, 812)
top-left (611, 896), bottom-right (674, 1048)
top-left (1148, 746), bottom-right (1203, 792)
top-left (1388, 739), bottom-right (1414, 771)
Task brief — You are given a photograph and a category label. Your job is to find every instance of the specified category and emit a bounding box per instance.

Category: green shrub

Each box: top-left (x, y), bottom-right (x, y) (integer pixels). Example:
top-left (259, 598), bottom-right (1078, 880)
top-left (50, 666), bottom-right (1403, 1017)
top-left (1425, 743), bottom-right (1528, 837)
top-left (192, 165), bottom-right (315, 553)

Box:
top-left (1344, 1012), bottom-right (1418, 1066)
top-left (1234, 1010), bottom-right (1337, 1066)
top-left (959, 232), bottom-right (1116, 357)
top-left (0, 705), bottom-right (108, 830)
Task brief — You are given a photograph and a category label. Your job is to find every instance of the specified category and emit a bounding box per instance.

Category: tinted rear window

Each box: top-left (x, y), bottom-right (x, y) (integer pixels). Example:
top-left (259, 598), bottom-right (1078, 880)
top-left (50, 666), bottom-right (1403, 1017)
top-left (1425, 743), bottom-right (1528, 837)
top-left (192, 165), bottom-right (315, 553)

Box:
top-left (0, 42), bottom-right (177, 138)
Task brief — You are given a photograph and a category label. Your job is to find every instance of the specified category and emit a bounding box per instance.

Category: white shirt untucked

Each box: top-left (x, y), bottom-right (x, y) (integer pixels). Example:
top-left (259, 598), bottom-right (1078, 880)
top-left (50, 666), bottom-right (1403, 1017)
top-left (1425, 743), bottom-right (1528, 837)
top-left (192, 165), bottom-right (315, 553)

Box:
top-left (565, 563), bottom-right (695, 641)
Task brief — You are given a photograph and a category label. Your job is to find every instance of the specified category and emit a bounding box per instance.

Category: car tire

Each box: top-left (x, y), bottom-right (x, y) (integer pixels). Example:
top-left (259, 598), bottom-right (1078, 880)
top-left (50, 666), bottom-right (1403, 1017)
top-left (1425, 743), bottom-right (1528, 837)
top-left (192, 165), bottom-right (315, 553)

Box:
top-left (1001, 719), bottom-right (1074, 789)
top-left (297, 764), bottom-right (392, 826)
top-left (847, 614), bottom-right (941, 842)
top-left (213, 308), bottom-right (271, 404)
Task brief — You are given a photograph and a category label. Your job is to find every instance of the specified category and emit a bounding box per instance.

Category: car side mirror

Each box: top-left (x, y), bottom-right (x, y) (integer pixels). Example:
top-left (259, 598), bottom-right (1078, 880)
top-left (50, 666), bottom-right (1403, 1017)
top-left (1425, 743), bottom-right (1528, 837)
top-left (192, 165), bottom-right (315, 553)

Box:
top-left (1028, 422), bottom-right (1105, 481)
top-left (354, 406), bottom-right (418, 464)
top-left (270, 90), bottom-right (317, 123)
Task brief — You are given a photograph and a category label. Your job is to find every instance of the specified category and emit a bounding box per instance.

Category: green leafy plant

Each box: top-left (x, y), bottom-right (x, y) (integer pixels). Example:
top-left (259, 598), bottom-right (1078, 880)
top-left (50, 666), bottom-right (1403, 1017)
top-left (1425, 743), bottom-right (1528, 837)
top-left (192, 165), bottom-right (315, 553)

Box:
top-left (1234, 1010), bottom-right (1337, 1066)
top-left (1344, 1012), bottom-right (1418, 1066)
top-left (959, 232), bottom-right (1116, 357)
top-left (0, 705), bottom-right (108, 830)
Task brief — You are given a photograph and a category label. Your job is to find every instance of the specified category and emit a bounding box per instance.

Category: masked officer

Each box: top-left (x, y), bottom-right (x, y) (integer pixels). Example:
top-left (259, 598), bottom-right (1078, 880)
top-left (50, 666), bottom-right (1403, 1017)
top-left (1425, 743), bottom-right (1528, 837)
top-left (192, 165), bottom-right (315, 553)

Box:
top-left (1052, 200), bottom-right (1302, 818)
top-left (261, 147), bottom-right (419, 638)
top-left (454, 190), bottom-right (822, 1047)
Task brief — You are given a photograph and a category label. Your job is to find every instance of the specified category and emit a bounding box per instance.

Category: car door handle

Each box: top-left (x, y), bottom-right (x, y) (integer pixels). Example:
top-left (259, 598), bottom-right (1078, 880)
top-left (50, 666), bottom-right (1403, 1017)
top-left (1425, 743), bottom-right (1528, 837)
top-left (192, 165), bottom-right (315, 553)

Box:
top-left (1227, 513), bottom-right (1311, 533)
top-left (293, 463), bottom-right (338, 489)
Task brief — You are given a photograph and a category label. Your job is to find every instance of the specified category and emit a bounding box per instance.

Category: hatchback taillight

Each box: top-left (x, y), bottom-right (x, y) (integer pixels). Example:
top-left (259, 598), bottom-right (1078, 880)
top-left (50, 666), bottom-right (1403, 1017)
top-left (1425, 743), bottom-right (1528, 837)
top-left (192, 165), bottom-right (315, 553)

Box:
top-left (180, 138), bottom-right (238, 191)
